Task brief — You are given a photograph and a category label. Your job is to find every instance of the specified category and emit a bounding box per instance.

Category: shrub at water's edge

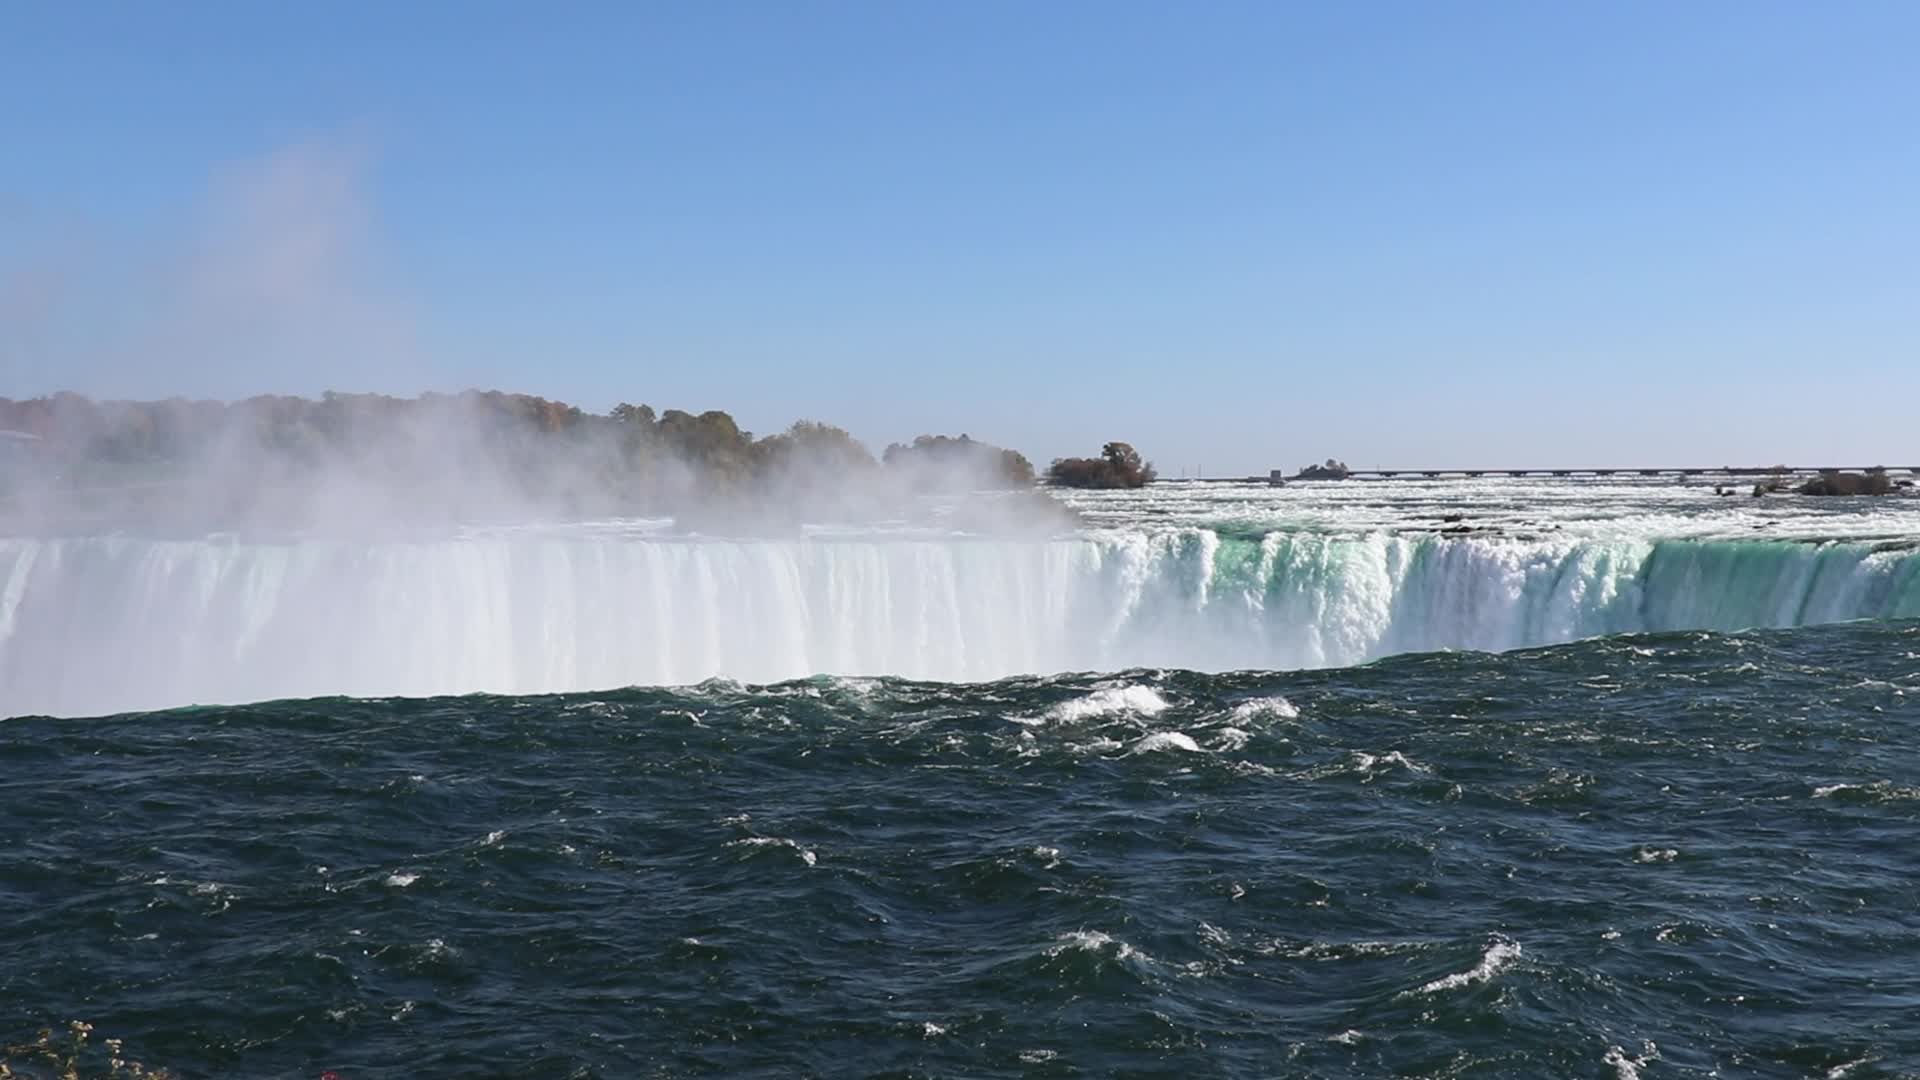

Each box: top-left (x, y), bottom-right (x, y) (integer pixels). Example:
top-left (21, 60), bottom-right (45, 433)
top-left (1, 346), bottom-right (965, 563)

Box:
top-left (1047, 442), bottom-right (1157, 489)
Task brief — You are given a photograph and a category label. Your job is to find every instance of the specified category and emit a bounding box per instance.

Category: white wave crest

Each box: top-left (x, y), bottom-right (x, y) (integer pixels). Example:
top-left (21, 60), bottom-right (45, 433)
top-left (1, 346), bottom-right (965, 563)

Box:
top-left (1813, 780), bottom-right (1920, 800)
top-left (1229, 696), bottom-right (1299, 721)
top-left (1047, 929), bottom-right (1145, 963)
top-left (1411, 938), bottom-right (1521, 995)
top-left (1046, 685), bottom-right (1170, 724)
top-left (1603, 1041), bottom-right (1659, 1080)
top-left (1129, 731), bottom-right (1202, 754)
top-left (1212, 726), bottom-right (1251, 751)
top-left (726, 836), bottom-right (817, 867)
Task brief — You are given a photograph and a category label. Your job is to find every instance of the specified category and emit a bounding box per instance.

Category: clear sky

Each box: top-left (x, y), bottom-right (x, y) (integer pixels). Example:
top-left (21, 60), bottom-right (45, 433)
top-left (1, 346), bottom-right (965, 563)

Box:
top-left (3, 2), bottom-right (1917, 471)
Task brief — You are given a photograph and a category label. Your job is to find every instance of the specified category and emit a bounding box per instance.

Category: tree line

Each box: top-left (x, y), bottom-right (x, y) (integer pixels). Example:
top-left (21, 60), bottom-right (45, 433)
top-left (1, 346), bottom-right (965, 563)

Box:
top-left (0, 391), bottom-right (1079, 515)
top-left (0, 391), bottom-right (1159, 527)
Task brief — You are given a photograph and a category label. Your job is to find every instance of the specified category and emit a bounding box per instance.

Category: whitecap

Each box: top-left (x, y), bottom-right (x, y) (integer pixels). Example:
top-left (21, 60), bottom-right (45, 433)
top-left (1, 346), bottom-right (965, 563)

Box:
top-left (830, 676), bottom-right (881, 698)
top-left (1633, 847), bottom-right (1678, 863)
top-left (384, 872), bottom-right (420, 888)
top-left (481, 830), bottom-right (506, 847)
top-left (1047, 929), bottom-right (1145, 963)
top-left (1129, 731), bottom-right (1202, 754)
top-left (1410, 938), bottom-right (1520, 995)
top-left (1602, 1041), bottom-right (1659, 1080)
top-left (1813, 781), bottom-right (1920, 801)
top-left (726, 837), bottom-right (817, 867)
top-left (1329, 1029), bottom-right (1364, 1045)
top-left (1229, 696), bottom-right (1299, 721)
top-left (1045, 685), bottom-right (1170, 724)
top-left (921, 1022), bottom-right (946, 1038)
top-left (1212, 727), bottom-right (1251, 751)
top-left (1375, 750), bottom-right (1428, 773)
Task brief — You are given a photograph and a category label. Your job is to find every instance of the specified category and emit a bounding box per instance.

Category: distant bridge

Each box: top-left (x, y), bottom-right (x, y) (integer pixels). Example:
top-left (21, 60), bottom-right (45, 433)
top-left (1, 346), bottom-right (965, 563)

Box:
top-left (1171, 466), bottom-right (1920, 484)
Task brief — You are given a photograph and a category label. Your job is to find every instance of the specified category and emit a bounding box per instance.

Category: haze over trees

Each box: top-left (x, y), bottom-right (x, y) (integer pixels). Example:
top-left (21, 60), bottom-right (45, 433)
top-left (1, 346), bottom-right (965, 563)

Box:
top-left (883, 434), bottom-right (1036, 490)
top-left (0, 391), bottom-right (1052, 531)
top-left (1047, 442), bottom-right (1157, 489)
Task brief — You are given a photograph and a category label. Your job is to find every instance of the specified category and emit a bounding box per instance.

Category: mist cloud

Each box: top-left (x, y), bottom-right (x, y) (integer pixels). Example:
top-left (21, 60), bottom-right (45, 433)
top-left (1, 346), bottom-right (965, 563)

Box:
top-left (2, 137), bottom-right (424, 399)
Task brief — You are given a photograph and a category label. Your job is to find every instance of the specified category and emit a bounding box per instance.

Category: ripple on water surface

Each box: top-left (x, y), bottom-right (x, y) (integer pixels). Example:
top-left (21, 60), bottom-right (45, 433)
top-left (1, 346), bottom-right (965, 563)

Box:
top-left (3, 621), bottom-right (1920, 1077)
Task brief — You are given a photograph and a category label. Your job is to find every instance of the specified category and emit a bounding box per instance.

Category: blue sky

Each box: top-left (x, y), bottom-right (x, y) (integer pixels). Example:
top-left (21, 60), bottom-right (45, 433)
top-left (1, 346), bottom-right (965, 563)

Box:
top-left (3, 2), bottom-right (1916, 471)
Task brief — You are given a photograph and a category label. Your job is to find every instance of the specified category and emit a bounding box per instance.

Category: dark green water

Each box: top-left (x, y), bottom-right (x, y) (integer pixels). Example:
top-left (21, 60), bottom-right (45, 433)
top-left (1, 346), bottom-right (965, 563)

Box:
top-left (5, 622), bottom-right (1920, 1078)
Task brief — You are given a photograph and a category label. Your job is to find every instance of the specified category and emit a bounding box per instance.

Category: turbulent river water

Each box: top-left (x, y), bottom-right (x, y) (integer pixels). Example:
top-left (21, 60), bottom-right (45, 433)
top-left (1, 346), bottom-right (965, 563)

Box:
top-left (4, 479), bottom-right (1919, 1077)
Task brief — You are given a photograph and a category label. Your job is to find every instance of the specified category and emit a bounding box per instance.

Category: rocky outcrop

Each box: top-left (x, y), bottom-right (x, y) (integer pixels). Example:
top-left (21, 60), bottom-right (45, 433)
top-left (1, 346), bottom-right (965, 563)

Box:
top-left (1799, 470), bottom-right (1895, 496)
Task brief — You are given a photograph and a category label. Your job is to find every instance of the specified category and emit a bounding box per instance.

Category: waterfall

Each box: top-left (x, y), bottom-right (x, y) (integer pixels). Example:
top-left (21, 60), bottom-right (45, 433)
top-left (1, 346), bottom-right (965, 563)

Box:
top-left (3, 529), bottom-right (1916, 716)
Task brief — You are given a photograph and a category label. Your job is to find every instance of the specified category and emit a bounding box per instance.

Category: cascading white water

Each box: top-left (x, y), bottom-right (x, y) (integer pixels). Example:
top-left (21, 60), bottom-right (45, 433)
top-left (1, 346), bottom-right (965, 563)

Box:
top-left (3, 528), bottom-right (1917, 716)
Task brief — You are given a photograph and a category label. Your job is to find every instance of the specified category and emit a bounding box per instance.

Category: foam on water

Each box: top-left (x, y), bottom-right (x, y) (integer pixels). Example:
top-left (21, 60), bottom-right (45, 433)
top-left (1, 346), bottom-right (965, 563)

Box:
top-left (1128, 731), bottom-right (1202, 754)
top-left (1229, 696), bottom-right (1299, 721)
top-left (726, 837), bottom-right (817, 867)
top-left (1046, 930), bottom-right (1145, 964)
top-left (1045, 685), bottom-right (1170, 724)
top-left (1411, 938), bottom-right (1522, 995)
top-left (1602, 1041), bottom-right (1660, 1080)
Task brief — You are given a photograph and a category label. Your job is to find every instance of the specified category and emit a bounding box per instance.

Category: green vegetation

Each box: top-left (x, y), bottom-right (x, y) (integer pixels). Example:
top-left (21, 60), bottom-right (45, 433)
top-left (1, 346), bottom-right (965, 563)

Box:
top-left (883, 434), bottom-right (1036, 490)
top-left (1047, 442), bottom-right (1156, 489)
top-left (0, 391), bottom-right (1048, 527)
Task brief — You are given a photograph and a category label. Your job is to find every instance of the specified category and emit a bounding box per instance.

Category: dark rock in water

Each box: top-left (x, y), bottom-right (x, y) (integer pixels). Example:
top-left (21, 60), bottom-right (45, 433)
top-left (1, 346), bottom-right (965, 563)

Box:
top-left (1799, 470), bottom-right (1894, 497)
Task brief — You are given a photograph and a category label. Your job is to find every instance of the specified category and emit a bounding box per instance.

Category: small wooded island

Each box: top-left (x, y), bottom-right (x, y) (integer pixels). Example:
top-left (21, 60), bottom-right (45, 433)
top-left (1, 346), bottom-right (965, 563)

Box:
top-left (1045, 442), bottom-right (1157, 489)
